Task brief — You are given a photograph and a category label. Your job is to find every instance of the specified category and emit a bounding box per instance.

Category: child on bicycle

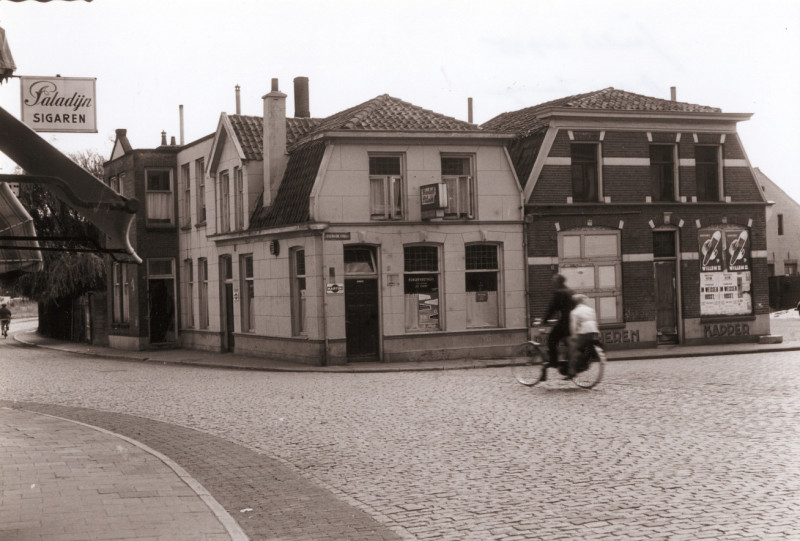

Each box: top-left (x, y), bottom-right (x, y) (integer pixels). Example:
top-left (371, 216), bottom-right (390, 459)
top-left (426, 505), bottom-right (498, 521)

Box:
top-left (0, 303), bottom-right (11, 338)
top-left (568, 294), bottom-right (598, 377)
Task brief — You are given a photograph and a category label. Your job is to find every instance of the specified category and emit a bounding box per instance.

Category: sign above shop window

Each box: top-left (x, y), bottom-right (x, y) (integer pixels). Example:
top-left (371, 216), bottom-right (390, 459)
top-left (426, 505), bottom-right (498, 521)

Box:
top-left (20, 76), bottom-right (97, 133)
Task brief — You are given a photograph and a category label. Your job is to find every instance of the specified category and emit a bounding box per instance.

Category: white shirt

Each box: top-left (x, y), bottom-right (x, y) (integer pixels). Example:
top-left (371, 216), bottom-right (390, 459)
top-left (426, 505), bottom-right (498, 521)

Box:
top-left (570, 303), bottom-right (598, 335)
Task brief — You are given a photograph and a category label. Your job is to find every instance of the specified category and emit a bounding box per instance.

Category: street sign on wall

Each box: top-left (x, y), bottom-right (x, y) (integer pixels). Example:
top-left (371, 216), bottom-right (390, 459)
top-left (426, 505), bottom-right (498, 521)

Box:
top-left (20, 76), bottom-right (97, 133)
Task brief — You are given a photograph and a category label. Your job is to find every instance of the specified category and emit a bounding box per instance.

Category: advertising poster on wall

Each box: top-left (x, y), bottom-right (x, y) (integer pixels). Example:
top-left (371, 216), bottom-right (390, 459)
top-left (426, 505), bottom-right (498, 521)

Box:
top-left (698, 226), bottom-right (752, 316)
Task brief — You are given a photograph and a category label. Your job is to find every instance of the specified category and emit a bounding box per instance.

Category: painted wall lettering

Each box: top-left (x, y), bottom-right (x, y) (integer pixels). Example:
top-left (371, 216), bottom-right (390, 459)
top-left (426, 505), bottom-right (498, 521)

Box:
top-left (704, 323), bottom-right (750, 338)
top-left (601, 329), bottom-right (640, 344)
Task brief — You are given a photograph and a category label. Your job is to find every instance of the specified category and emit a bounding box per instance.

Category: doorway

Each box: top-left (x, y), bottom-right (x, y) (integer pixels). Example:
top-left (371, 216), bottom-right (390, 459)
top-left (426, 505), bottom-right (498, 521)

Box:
top-left (653, 231), bottom-right (679, 344)
top-left (344, 246), bottom-right (380, 360)
top-left (147, 259), bottom-right (176, 345)
top-left (220, 255), bottom-right (235, 352)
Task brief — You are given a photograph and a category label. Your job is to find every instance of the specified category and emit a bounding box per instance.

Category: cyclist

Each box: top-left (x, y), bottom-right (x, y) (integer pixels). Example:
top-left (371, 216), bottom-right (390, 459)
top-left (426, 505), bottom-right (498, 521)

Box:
top-left (541, 274), bottom-right (575, 374)
top-left (568, 294), bottom-right (599, 377)
top-left (0, 302), bottom-right (10, 338)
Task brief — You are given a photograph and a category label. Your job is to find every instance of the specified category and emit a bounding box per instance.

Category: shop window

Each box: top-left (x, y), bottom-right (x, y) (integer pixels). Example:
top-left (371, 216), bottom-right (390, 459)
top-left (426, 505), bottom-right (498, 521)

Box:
top-left (650, 145), bottom-right (677, 201)
top-left (558, 230), bottom-right (622, 323)
top-left (442, 156), bottom-right (475, 219)
top-left (195, 158), bottom-right (206, 224)
top-left (404, 245), bottom-right (441, 331)
top-left (184, 259), bottom-right (194, 328)
top-left (145, 169), bottom-right (173, 226)
top-left (291, 248), bottom-right (307, 335)
top-left (369, 155), bottom-right (404, 220)
top-left (571, 143), bottom-right (599, 202)
top-left (240, 254), bottom-right (254, 332)
top-left (112, 262), bottom-right (130, 324)
top-left (198, 258), bottom-right (209, 329)
top-left (695, 145), bottom-right (721, 201)
top-left (465, 244), bottom-right (500, 328)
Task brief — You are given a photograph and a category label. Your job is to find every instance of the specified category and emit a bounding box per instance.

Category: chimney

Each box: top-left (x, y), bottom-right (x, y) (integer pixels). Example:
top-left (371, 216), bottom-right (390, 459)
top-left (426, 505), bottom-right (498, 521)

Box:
top-left (235, 85), bottom-right (241, 115)
top-left (160, 130), bottom-right (167, 146)
top-left (670, 86), bottom-right (677, 101)
top-left (262, 78), bottom-right (288, 207)
top-left (468, 97), bottom-right (473, 124)
top-left (294, 76), bottom-right (310, 118)
top-left (179, 105), bottom-right (185, 145)
top-left (170, 135), bottom-right (177, 146)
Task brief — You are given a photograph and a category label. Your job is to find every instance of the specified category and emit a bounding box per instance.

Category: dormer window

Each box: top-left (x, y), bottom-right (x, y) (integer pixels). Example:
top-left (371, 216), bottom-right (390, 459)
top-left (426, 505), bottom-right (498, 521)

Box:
top-left (369, 155), bottom-right (404, 220)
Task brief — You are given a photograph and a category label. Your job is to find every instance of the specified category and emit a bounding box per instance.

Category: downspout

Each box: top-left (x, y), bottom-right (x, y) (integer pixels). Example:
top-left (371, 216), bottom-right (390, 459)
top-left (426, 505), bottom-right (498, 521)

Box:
top-left (319, 230), bottom-right (329, 366)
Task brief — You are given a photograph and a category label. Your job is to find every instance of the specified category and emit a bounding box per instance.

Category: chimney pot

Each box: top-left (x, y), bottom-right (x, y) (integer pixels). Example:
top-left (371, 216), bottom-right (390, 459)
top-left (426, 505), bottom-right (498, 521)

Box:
top-left (235, 85), bottom-right (241, 115)
top-left (160, 131), bottom-right (167, 146)
top-left (170, 136), bottom-right (177, 146)
top-left (294, 76), bottom-right (310, 118)
top-left (271, 78), bottom-right (279, 92)
top-left (115, 128), bottom-right (127, 137)
top-left (468, 97), bottom-right (473, 124)
top-left (670, 86), bottom-right (677, 101)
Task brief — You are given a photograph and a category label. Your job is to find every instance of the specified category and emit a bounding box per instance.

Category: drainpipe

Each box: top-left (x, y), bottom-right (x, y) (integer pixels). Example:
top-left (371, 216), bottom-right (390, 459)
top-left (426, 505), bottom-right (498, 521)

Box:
top-left (319, 230), bottom-right (329, 366)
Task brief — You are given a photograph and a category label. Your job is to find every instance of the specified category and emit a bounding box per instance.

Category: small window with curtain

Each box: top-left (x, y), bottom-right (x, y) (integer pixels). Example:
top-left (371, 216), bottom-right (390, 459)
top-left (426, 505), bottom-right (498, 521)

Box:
top-left (181, 163), bottom-right (191, 227)
top-left (145, 169), bottom-right (174, 226)
top-left (571, 143), bottom-right (599, 202)
top-left (441, 156), bottom-right (475, 219)
top-left (195, 158), bottom-right (206, 225)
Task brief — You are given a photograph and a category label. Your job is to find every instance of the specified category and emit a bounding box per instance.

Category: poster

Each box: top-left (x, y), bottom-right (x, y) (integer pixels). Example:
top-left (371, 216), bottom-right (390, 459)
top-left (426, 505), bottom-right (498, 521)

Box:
top-left (698, 226), bottom-right (752, 316)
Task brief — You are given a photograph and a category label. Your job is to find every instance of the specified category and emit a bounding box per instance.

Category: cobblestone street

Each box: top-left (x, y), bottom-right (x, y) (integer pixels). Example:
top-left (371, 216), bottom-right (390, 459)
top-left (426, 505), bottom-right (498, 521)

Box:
top-left (2, 339), bottom-right (799, 539)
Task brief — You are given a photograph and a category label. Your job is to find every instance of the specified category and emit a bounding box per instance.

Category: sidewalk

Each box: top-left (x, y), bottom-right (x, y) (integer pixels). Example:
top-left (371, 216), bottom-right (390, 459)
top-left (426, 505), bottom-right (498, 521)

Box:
top-left (0, 407), bottom-right (246, 541)
top-left (13, 327), bottom-right (800, 373)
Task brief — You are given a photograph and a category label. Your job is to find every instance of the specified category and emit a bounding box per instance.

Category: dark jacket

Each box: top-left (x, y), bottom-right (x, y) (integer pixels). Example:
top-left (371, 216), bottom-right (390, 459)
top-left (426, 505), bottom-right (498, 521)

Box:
top-left (544, 286), bottom-right (575, 327)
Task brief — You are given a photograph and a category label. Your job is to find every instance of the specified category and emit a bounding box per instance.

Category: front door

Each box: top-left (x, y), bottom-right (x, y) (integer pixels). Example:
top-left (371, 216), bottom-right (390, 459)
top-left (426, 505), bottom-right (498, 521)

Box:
top-left (655, 260), bottom-right (678, 344)
top-left (220, 256), bottom-right (235, 352)
top-left (345, 277), bottom-right (379, 358)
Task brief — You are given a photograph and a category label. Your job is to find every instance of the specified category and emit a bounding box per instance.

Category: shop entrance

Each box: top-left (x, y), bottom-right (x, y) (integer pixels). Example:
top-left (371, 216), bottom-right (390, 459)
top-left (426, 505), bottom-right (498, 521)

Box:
top-left (654, 231), bottom-right (679, 344)
top-left (344, 246), bottom-right (379, 360)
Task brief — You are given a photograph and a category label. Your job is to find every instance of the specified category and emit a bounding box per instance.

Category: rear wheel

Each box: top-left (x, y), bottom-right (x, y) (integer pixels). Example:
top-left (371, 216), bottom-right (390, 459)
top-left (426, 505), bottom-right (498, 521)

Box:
top-left (511, 341), bottom-right (547, 386)
top-left (572, 345), bottom-right (605, 389)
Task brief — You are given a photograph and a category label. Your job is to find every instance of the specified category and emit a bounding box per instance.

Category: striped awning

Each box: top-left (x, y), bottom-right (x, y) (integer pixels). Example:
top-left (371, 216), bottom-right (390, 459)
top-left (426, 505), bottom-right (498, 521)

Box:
top-left (0, 182), bottom-right (42, 275)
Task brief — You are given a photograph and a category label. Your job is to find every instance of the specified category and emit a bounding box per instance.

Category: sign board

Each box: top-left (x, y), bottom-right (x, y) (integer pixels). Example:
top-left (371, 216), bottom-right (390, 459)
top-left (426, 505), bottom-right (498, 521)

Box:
top-left (20, 76), bottom-right (97, 133)
top-left (326, 283), bottom-right (345, 294)
top-left (698, 225), bottom-right (752, 316)
top-left (420, 183), bottom-right (447, 220)
top-left (324, 232), bottom-right (351, 241)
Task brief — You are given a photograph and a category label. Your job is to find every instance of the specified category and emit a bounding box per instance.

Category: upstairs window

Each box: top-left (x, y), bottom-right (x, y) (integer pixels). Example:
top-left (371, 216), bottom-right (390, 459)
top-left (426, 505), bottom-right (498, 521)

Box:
top-left (695, 145), bottom-right (721, 201)
top-left (234, 167), bottom-right (244, 230)
top-left (649, 145), bottom-right (676, 201)
top-left (181, 163), bottom-right (191, 227)
top-left (195, 158), bottom-right (206, 224)
top-left (369, 155), bottom-right (404, 220)
top-left (145, 169), bottom-right (173, 226)
top-left (778, 214), bottom-right (784, 236)
top-left (571, 143), bottom-right (599, 202)
top-left (218, 170), bottom-right (230, 232)
top-left (441, 156), bottom-right (475, 219)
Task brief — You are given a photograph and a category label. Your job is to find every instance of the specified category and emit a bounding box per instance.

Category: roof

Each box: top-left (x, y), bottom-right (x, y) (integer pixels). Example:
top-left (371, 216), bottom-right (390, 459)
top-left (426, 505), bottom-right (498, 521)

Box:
top-left (227, 115), bottom-right (320, 160)
top-left (482, 87), bottom-right (722, 136)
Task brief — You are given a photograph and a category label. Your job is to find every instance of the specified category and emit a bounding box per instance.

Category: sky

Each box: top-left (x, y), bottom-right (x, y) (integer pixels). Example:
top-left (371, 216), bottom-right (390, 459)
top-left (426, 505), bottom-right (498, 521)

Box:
top-left (1, 0), bottom-right (799, 202)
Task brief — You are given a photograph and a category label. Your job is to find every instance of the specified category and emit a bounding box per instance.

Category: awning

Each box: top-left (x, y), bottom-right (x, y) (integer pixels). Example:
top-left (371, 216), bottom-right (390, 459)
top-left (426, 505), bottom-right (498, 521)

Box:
top-left (0, 104), bottom-right (141, 264)
top-left (0, 181), bottom-right (42, 274)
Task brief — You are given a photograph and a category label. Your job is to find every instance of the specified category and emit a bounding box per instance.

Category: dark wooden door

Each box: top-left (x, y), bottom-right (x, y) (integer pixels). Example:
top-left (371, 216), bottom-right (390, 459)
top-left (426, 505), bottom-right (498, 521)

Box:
top-left (345, 278), bottom-right (379, 359)
top-left (655, 261), bottom-right (678, 344)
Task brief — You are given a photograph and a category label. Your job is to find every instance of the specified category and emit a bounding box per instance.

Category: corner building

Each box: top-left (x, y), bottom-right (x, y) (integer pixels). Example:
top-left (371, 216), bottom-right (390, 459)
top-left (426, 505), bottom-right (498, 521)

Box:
top-left (483, 88), bottom-right (771, 349)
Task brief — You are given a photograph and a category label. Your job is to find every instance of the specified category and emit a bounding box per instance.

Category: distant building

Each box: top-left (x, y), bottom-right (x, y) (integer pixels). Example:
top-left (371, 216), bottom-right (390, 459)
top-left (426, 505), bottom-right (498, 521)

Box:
top-left (756, 167), bottom-right (800, 276)
top-left (484, 87), bottom-right (772, 348)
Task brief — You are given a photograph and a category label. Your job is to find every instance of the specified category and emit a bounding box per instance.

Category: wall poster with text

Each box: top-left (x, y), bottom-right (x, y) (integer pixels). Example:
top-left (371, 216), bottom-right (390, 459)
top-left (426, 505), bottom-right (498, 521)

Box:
top-left (698, 225), bottom-right (752, 316)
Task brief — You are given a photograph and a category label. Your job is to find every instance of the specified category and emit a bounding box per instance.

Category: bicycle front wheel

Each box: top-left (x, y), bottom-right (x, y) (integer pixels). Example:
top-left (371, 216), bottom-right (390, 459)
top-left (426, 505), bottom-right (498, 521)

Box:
top-left (510, 341), bottom-right (547, 386)
top-left (572, 344), bottom-right (606, 389)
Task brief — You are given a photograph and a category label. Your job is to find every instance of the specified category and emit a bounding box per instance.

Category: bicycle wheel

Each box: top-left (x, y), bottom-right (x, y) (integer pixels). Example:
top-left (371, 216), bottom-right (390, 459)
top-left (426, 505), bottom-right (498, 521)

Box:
top-left (510, 341), bottom-right (547, 386)
top-left (572, 344), bottom-right (605, 389)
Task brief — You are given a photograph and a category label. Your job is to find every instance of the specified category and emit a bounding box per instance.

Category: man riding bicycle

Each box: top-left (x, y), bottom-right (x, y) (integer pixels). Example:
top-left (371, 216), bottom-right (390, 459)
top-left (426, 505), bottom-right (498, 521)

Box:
top-left (0, 303), bottom-right (11, 338)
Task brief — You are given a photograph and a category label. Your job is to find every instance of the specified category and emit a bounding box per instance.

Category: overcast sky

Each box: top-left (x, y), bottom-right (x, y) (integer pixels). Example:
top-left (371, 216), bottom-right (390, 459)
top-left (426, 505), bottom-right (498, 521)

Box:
top-left (1, 0), bottom-right (799, 202)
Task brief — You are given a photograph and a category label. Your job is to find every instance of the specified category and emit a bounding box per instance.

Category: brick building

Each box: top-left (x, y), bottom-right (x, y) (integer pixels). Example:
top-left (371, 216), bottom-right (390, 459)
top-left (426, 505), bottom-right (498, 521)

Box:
top-left (483, 87), bottom-right (771, 348)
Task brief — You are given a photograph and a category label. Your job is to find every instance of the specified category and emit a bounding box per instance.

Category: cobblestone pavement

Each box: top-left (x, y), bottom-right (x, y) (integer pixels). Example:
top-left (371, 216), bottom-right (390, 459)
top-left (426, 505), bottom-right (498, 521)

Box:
top-left (2, 340), bottom-right (799, 539)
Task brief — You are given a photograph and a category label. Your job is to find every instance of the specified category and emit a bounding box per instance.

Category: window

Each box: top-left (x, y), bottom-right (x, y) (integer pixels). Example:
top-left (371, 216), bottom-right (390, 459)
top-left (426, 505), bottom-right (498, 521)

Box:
top-left (369, 155), bottom-right (404, 219)
top-left (184, 259), bottom-right (194, 328)
top-left (145, 169), bottom-right (174, 226)
top-left (695, 145), bottom-right (721, 201)
top-left (571, 143), bottom-right (599, 202)
top-left (117, 172), bottom-right (126, 197)
top-left (558, 230), bottom-right (622, 323)
top-left (240, 254), bottom-right (254, 332)
top-left (195, 158), bottom-right (206, 224)
top-left (181, 163), bottom-right (191, 227)
top-left (234, 167), bottom-right (244, 230)
top-left (787, 262), bottom-right (798, 276)
top-left (442, 156), bottom-right (475, 218)
top-left (650, 145), bottom-right (676, 201)
top-left (110, 175), bottom-right (119, 193)
top-left (465, 244), bottom-right (500, 328)
top-left (198, 258), bottom-right (209, 329)
top-left (653, 231), bottom-right (676, 258)
top-left (111, 262), bottom-right (130, 324)
top-left (778, 214), bottom-right (784, 236)
top-left (404, 245), bottom-right (441, 331)
top-left (291, 248), bottom-right (307, 335)
top-left (218, 170), bottom-right (230, 232)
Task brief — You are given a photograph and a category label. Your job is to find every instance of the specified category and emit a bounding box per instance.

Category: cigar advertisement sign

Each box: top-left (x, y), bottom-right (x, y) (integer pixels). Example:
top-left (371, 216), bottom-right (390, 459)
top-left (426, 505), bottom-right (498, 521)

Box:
top-left (20, 76), bottom-right (97, 133)
top-left (698, 226), bottom-right (752, 316)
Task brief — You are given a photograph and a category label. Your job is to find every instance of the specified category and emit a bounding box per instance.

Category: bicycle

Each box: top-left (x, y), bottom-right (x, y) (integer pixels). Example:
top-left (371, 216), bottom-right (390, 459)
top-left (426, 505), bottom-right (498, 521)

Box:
top-left (511, 320), bottom-right (606, 389)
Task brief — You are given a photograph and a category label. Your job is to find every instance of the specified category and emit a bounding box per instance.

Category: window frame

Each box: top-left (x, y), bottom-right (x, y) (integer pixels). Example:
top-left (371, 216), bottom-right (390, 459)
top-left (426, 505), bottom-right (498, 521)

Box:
top-left (570, 143), bottom-right (601, 203)
top-left (234, 167), bottom-right (244, 231)
top-left (145, 168), bottom-right (174, 227)
top-left (369, 154), bottom-right (405, 220)
top-left (198, 257), bottom-right (209, 329)
top-left (195, 158), bottom-right (206, 225)
top-left (649, 144), bottom-right (678, 202)
top-left (403, 244), bottom-right (442, 332)
top-left (111, 262), bottom-right (130, 325)
top-left (441, 155), bottom-right (476, 219)
top-left (181, 162), bottom-right (191, 227)
top-left (695, 145), bottom-right (722, 202)
top-left (184, 259), bottom-right (194, 328)
top-left (218, 170), bottom-right (231, 233)
top-left (290, 248), bottom-right (307, 336)
top-left (465, 243), bottom-right (502, 328)
top-left (240, 254), bottom-right (255, 333)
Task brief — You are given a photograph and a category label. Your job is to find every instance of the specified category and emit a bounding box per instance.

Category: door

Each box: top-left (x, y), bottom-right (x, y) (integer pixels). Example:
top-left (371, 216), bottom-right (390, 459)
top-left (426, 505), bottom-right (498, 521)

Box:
top-left (148, 278), bottom-right (176, 344)
top-left (655, 261), bottom-right (678, 344)
top-left (220, 256), bottom-right (235, 352)
top-left (345, 277), bottom-right (379, 358)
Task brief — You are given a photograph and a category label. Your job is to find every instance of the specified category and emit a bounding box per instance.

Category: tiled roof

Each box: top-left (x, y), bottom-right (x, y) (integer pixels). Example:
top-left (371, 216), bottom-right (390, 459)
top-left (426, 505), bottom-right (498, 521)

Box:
top-left (227, 115), bottom-right (321, 160)
top-left (482, 87), bottom-right (722, 135)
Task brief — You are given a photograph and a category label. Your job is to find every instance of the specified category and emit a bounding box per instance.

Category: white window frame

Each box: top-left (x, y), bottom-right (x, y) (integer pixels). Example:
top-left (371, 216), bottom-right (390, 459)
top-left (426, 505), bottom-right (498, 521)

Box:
top-left (465, 243), bottom-right (502, 328)
top-left (145, 168), bottom-right (174, 226)
top-left (240, 254), bottom-right (255, 333)
top-left (181, 162), bottom-right (191, 227)
top-left (218, 170), bottom-right (230, 233)
top-left (649, 144), bottom-right (678, 202)
top-left (570, 143), bottom-right (602, 203)
top-left (234, 167), bottom-right (244, 231)
top-left (184, 259), bottom-right (194, 328)
top-left (195, 158), bottom-right (206, 225)
top-left (112, 262), bottom-right (130, 325)
top-left (441, 155), bottom-right (476, 219)
top-left (290, 248), bottom-right (307, 336)
top-left (369, 154), bottom-right (404, 220)
top-left (198, 257), bottom-right (209, 329)
top-left (403, 244), bottom-right (442, 332)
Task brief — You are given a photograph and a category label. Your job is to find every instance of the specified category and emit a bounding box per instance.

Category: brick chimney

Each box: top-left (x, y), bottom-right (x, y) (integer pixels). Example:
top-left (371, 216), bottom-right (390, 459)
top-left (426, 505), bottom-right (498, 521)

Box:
top-left (294, 76), bottom-right (310, 118)
top-left (262, 78), bottom-right (287, 207)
